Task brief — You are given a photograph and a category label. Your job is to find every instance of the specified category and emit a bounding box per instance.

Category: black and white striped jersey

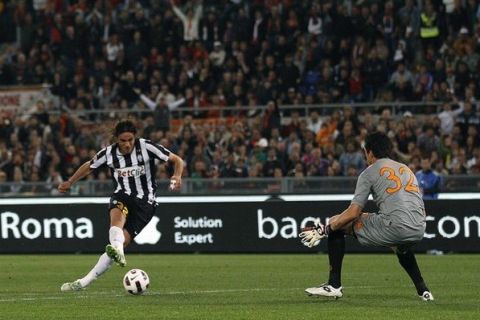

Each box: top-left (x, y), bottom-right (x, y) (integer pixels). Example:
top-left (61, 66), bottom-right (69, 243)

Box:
top-left (90, 138), bottom-right (170, 203)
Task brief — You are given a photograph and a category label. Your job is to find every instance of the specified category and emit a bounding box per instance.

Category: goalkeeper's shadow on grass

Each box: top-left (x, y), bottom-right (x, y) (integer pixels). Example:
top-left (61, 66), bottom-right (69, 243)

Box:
top-left (339, 291), bottom-right (426, 306)
top-left (304, 298), bottom-right (347, 304)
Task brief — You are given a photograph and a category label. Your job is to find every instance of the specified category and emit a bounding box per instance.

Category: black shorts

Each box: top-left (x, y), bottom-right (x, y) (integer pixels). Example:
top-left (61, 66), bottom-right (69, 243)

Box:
top-left (108, 193), bottom-right (156, 238)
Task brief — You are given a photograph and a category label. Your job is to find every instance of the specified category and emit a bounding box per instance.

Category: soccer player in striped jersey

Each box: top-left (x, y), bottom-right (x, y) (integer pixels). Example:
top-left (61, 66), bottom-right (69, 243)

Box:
top-left (59, 120), bottom-right (184, 291)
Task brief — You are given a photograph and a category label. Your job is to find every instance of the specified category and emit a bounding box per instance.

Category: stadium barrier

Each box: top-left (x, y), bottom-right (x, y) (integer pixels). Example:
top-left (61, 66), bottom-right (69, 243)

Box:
top-left (1, 175), bottom-right (479, 196)
top-left (0, 197), bottom-right (479, 253)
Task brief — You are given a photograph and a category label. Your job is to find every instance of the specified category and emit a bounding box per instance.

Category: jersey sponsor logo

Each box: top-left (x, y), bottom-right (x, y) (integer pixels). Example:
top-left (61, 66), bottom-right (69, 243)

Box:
top-left (116, 165), bottom-right (146, 178)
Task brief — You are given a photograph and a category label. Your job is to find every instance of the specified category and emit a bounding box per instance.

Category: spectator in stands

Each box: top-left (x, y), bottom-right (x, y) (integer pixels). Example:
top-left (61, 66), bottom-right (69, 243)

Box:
top-left (9, 166), bottom-right (26, 194)
top-left (171, 0), bottom-right (203, 42)
top-left (390, 62), bottom-right (414, 101)
top-left (398, 0), bottom-right (421, 36)
top-left (263, 147), bottom-right (282, 177)
top-left (335, 120), bottom-right (356, 154)
top-left (339, 140), bottom-right (366, 176)
top-left (209, 41), bottom-right (226, 67)
top-left (437, 99), bottom-right (463, 135)
top-left (306, 147), bottom-right (329, 177)
top-left (134, 87), bottom-right (185, 133)
top-left (189, 144), bottom-right (211, 174)
top-left (456, 101), bottom-right (480, 138)
top-left (307, 110), bottom-right (322, 134)
top-left (417, 124), bottom-right (441, 155)
top-left (415, 64), bottom-right (433, 95)
top-left (219, 152), bottom-right (237, 178)
top-left (106, 33), bottom-right (123, 63)
top-left (251, 9), bottom-right (267, 45)
top-left (363, 47), bottom-right (388, 101)
top-left (262, 100), bottom-right (281, 139)
top-left (419, 2), bottom-right (441, 54)
top-left (449, 1), bottom-right (470, 35)
top-left (416, 156), bottom-right (441, 200)
top-left (338, 106), bottom-right (360, 134)
top-left (466, 147), bottom-right (480, 174)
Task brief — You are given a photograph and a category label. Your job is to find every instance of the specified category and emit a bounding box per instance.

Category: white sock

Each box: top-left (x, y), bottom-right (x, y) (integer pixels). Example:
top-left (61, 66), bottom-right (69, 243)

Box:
top-left (109, 226), bottom-right (125, 252)
top-left (79, 253), bottom-right (113, 287)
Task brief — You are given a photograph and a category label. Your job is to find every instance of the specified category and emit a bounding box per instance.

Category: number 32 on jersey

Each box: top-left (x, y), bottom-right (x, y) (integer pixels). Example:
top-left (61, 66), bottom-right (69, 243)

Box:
top-left (379, 166), bottom-right (419, 194)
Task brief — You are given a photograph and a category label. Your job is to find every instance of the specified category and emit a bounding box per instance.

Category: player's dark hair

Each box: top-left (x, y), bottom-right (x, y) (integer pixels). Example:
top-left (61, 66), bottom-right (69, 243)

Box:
top-left (114, 120), bottom-right (137, 137)
top-left (364, 131), bottom-right (392, 159)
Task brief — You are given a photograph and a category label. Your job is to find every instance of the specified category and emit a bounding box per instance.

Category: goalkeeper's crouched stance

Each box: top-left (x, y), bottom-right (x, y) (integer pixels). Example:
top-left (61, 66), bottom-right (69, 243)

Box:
top-left (299, 132), bottom-right (434, 301)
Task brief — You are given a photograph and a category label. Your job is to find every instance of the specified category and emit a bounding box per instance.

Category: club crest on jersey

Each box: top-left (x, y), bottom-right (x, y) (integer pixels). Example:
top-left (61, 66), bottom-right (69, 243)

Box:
top-left (116, 165), bottom-right (146, 178)
top-left (137, 154), bottom-right (143, 163)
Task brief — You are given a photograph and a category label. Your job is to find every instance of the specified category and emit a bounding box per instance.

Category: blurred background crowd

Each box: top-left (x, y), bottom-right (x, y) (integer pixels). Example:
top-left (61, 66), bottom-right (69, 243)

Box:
top-left (0, 0), bottom-right (480, 196)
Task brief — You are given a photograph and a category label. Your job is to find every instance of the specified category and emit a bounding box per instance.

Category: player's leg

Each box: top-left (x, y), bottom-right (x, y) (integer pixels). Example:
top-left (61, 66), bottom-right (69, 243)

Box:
top-left (108, 197), bottom-right (155, 267)
top-left (61, 198), bottom-right (133, 291)
top-left (105, 207), bottom-right (128, 267)
top-left (323, 214), bottom-right (365, 290)
top-left (305, 230), bottom-right (345, 298)
top-left (61, 200), bottom-right (126, 291)
top-left (306, 214), bottom-right (361, 298)
top-left (325, 212), bottom-right (368, 289)
top-left (305, 212), bottom-right (377, 298)
top-left (61, 252), bottom-right (114, 291)
top-left (62, 236), bottom-right (132, 291)
top-left (393, 246), bottom-right (434, 301)
top-left (326, 228), bottom-right (345, 289)
top-left (61, 206), bottom-right (128, 291)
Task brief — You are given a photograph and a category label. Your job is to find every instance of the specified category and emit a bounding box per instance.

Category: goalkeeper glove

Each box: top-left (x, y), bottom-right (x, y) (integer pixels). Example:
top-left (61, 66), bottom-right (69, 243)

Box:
top-left (299, 219), bottom-right (327, 248)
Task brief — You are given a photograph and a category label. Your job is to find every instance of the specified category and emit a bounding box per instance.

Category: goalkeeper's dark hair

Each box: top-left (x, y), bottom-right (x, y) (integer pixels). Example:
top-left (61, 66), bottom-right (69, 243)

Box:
top-left (114, 120), bottom-right (137, 137)
top-left (364, 131), bottom-right (392, 159)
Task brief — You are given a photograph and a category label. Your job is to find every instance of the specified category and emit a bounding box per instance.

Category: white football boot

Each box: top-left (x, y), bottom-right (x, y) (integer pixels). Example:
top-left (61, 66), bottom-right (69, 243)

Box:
top-left (106, 244), bottom-right (126, 267)
top-left (61, 279), bottom-right (83, 292)
top-left (419, 291), bottom-right (434, 301)
top-left (305, 283), bottom-right (343, 299)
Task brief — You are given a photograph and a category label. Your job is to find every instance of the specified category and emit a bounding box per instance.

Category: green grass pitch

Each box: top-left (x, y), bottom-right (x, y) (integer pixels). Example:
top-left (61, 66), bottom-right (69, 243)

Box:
top-left (0, 254), bottom-right (478, 320)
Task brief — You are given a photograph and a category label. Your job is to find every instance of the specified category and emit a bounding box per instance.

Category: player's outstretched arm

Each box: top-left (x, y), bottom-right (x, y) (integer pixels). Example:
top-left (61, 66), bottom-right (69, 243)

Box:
top-left (58, 161), bottom-right (93, 193)
top-left (168, 153), bottom-right (184, 191)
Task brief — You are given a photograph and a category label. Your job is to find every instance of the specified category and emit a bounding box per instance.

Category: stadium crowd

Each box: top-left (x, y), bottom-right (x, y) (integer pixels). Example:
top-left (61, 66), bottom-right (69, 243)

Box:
top-left (1, 0), bottom-right (480, 194)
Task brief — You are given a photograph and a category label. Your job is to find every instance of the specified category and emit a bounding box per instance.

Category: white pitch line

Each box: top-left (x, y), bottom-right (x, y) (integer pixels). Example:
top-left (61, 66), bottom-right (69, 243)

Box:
top-left (0, 288), bottom-right (296, 303)
top-left (1, 283), bottom-right (478, 303)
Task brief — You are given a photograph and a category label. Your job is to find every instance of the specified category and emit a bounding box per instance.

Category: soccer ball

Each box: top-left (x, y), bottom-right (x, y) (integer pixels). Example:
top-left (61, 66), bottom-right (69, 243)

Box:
top-left (123, 269), bottom-right (150, 295)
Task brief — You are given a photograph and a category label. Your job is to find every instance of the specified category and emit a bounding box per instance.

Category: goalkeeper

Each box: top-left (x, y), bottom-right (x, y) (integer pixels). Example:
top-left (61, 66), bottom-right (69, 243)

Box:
top-left (300, 132), bottom-right (433, 301)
